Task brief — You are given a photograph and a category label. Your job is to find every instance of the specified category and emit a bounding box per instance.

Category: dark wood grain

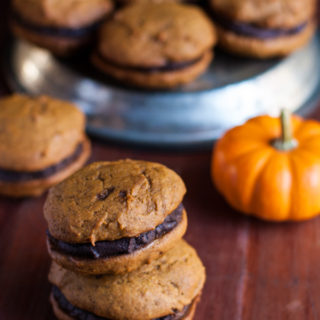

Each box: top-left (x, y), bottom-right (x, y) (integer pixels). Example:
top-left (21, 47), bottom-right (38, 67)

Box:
top-left (1, 1), bottom-right (320, 319)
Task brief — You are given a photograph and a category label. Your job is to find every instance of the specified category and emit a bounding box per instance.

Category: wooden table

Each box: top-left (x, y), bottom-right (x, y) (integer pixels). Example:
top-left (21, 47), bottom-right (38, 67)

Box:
top-left (1, 2), bottom-right (320, 319)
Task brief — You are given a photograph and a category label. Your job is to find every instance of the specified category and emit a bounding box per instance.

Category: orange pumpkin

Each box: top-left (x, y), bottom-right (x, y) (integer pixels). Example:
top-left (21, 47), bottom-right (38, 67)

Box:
top-left (211, 110), bottom-right (320, 221)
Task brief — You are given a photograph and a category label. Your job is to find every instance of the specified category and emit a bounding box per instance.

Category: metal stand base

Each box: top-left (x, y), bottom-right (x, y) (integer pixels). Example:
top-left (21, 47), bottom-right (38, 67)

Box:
top-left (4, 36), bottom-right (320, 148)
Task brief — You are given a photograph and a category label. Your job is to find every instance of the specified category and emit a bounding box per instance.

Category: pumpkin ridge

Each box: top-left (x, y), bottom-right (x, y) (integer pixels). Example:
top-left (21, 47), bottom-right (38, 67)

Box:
top-left (296, 144), bottom-right (320, 160)
top-left (295, 133), bottom-right (320, 145)
top-left (247, 151), bottom-right (276, 217)
top-left (233, 120), bottom-right (276, 139)
top-left (236, 148), bottom-right (274, 211)
top-left (292, 146), bottom-right (320, 159)
top-left (287, 153), bottom-right (301, 220)
top-left (217, 148), bottom-right (271, 211)
top-left (292, 119), bottom-right (320, 139)
top-left (223, 145), bottom-right (271, 167)
top-left (289, 150), bottom-right (320, 220)
top-left (231, 144), bottom-right (272, 159)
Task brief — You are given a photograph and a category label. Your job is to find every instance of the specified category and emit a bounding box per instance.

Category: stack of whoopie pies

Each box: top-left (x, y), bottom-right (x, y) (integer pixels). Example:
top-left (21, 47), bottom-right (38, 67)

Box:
top-left (44, 159), bottom-right (206, 320)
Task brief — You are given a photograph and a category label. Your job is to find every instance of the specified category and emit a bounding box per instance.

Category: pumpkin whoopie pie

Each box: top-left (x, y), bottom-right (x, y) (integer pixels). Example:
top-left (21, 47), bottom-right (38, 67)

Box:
top-left (92, 3), bottom-right (216, 89)
top-left (44, 160), bottom-right (187, 275)
top-left (0, 95), bottom-right (91, 198)
top-left (117, 0), bottom-right (184, 6)
top-left (210, 0), bottom-right (316, 58)
top-left (49, 240), bottom-right (205, 320)
top-left (11, 0), bottom-right (113, 55)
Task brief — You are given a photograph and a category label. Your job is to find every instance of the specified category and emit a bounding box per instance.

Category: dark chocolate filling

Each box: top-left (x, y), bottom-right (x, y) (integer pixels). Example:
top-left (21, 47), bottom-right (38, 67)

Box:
top-left (212, 12), bottom-right (308, 39)
top-left (48, 204), bottom-right (183, 260)
top-left (0, 143), bottom-right (83, 182)
top-left (12, 9), bottom-right (104, 38)
top-left (52, 286), bottom-right (190, 320)
top-left (96, 51), bottom-right (203, 73)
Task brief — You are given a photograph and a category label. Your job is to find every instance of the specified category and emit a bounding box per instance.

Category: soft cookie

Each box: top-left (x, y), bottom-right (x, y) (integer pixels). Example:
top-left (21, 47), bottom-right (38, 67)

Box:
top-left (0, 94), bottom-right (91, 197)
top-left (44, 160), bottom-right (187, 274)
top-left (92, 3), bottom-right (216, 89)
top-left (11, 0), bottom-right (113, 55)
top-left (210, 0), bottom-right (316, 58)
top-left (49, 240), bottom-right (205, 320)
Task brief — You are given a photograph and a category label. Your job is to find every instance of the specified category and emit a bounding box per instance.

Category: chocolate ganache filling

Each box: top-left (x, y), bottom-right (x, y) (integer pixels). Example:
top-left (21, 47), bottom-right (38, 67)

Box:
top-left (52, 286), bottom-right (191, 320)
top-left (48, 204), bottom-right (184, 260)
top-left (96, 51), bottom-right (203, 73)
top-left (12, 9), bottom-right (104, 38)
top-left (0, 143), bottom-right (83, 183)
top-left (212, 12), bottom-right (308, 39)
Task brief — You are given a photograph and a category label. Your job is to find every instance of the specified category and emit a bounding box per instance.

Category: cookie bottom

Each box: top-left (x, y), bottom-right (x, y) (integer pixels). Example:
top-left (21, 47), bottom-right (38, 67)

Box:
top-left (48, 209), bottom-right (187, 275)
top-left (0, 137), bottom-right (91, 197)
top-left (92, 51), bottom-right (213, 89)
top-left (11, 21), bottom-right (92, 56)
top-left (50, 290), bottom-right (198, 320)
top-left (216, 21), bottom-right (315, 58)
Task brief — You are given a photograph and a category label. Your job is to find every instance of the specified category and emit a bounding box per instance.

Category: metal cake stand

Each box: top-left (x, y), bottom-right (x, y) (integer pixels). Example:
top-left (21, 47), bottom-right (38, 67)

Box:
top-left (4, 36), bottom-right (320, 148)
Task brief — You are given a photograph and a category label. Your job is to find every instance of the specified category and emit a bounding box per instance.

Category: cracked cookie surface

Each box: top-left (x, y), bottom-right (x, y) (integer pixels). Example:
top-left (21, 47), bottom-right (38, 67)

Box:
top-left (96, 2), bottom-right (216, 68)
top-left (210, 0), bottom-right (316, 29)
top-left (12, 0), bottom-right (113, 29)
top-left (49, 240), bottom-right (205, 320)
top-left (0, 94), bottom-right (86, 172)
top-left (44, 160), bottom-right (186, 244)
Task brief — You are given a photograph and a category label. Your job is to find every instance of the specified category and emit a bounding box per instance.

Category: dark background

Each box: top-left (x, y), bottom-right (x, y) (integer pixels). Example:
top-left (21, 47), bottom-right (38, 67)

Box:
top-left (1, 1), bottom-right (320, 319)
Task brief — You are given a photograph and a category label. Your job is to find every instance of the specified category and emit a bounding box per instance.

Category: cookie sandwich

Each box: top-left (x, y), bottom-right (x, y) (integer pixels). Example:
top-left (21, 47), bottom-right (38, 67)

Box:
top-left (92, 3), bottom-right (216, 89)
top-left (0, 95), bottom-right (91, 197)
top-left (49, 240), bottom-right (205, 320)
top-left (11, 0), bottom-right (113, 55)
top-left (117, 0), bottom-right (185, 6)
top-left (44, 160), bottom-right (188, 275)
top-left (210, 0), bottom-right (316, 58)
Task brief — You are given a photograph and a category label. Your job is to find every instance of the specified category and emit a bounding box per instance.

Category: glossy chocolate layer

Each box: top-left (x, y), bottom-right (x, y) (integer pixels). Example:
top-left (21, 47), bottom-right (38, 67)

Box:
top-left (96, 52), bottom-right (203, 73)
top-left (48, 204), bottom-right (183, 259)
top-left (52, 286), bottom-right (190, 320)
top-left (12, 9), bottom-right (103, 38)
top-left (0, 143), bottom-right (83, 183)
top-left (212, 12), bottom-right (308, 39)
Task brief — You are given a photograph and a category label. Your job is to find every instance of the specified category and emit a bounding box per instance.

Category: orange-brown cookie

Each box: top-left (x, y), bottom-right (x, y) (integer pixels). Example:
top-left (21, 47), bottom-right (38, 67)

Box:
top-left (210, 0), bottom-right (316, 58)
top-left (117, 0), bottom-right (187, 6)
top-left (49, 240), bottom-right (205, 320)
top-left (44, 160), bottom-right (187, 274)
top-left (92, 3), bottom-right (216, 89)
top-left (0, 95), bottom-right (91, 197)
top-left (11, 0), bottom-right (113, 55)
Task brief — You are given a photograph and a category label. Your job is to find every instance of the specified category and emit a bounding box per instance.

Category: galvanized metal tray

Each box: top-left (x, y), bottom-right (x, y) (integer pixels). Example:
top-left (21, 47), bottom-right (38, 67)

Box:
top-left (4, 36), bottom-right (320, 148)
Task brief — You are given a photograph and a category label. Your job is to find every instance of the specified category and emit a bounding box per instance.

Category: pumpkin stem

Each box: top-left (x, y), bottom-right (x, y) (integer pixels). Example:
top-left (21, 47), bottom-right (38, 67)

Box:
top-left (273, 109), bottom-right (298, 151)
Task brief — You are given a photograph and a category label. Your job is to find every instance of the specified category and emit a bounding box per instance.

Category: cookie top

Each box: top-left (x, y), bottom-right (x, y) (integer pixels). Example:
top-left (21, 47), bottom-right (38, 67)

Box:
top-left (119, 0), bottom-right (182, 4)
top-left (0, 95), bottom-right (86, 172)
top-left (97, 3), bottom-right (216, 67)
top-left (12, 0), bottom-right (113, 29)
top-left (49, 239), bottom-right (205, 320)
top-left (44, 160), bottom-right (186, 243)
top-left (211, 0), bottom-right (315, 29)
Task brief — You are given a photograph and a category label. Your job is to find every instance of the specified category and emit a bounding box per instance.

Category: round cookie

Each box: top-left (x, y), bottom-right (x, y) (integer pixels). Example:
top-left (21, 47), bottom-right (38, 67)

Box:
top-left (49, 240), bottom-right (205, 320)
top-left (0, 94), bottom-right (91, 197)
top-left (11, 0), bottom-right (113, 55)
top-left (210, 0), bottom-right (316, 58)
top-left (44, 160), bottom-right (187, 274)
top-left (92, 3), bottom-right (216, 89)
top-left (117, 0), bottom-right (193, 7)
